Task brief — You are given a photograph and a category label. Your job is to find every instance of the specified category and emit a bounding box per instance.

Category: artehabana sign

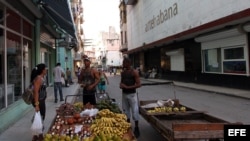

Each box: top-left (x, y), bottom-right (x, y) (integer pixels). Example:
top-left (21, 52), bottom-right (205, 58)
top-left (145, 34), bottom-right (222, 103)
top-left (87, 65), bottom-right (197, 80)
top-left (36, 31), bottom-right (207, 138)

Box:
top-left (145, 3), bottom-right (178, 32)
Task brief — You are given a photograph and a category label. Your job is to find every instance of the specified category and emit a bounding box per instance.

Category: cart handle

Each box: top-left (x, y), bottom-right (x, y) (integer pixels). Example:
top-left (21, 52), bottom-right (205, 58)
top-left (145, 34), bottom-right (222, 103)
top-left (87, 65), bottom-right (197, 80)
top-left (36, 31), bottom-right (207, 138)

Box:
top-left (64, 94), bottom-right (81, 104)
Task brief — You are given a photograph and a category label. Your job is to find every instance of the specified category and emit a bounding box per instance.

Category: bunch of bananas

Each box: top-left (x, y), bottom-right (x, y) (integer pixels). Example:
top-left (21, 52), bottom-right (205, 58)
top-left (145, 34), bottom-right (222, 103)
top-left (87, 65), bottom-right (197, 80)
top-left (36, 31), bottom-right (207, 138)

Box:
top-left (147, 107), bottom-right (167, 113)
top-left (90, 109), bottom-right (131, 138)
top-left (147, 106), bottom-right (187, 113)
top-left (83, 132), bottom-right (125, 141)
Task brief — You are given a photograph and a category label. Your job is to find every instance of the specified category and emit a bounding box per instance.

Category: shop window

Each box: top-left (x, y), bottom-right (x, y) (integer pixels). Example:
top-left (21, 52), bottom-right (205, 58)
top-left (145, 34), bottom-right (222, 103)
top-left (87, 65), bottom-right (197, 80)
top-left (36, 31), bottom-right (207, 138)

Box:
top-left (0, 3), bottom-right (4, 25)
top-left (23, 20), bottom-right (32, 38)
top-left (223, 61), bottom-right (246, 74)
top-left (224, 47), bottom-right (244, 60)
top-left (6, 9), bottom-right (21, 33)
top-left (223, 47), bottom-right (246, 74)
top-left (7, 31), bottom-right (21, 103)
top-left (23, 38), bottom-right (32, 92)
top-left (0, 28), bottom-right (4, 109)
top-left (203, 47), bottom-right (246, 74)
top-left (204, 48), bottom-right (221, 73)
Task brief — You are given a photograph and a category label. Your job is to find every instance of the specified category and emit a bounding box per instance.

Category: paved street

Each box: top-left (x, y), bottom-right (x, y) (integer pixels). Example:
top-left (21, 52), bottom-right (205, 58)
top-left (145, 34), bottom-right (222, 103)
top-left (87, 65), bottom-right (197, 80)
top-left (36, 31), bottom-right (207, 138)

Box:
top-left (1, 73), bottom-right (250, 141)
top-left (105, 73), bottom-right (250, 141)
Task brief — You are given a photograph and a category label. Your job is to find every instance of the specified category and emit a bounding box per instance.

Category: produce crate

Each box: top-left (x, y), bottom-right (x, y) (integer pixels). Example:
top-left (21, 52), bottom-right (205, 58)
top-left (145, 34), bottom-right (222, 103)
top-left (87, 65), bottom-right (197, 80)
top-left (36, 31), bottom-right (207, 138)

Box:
top-left (139, 100), bottom-right (235, 141)
top-left (140, 99), bottom-right (206, 116)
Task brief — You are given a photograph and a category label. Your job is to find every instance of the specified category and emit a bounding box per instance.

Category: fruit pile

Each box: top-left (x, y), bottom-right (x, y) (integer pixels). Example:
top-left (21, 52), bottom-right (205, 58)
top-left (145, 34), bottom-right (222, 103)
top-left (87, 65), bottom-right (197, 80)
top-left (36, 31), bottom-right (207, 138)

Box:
top-left (73, 102), bottom-right (84, 112)
top-left (56, 103), bottom-right (77, 116)
top-left (82, 133), bottom-right (129, 141)
top-left (96, 99), bottom-right (121, 113)
top-left (147, 106), bottom-right (187, 113)
top-left (83, 109), bottom-right (132, 140)
top-left (46, 102), bottom-right (135, 141)
top-left (43, 134), bottom-right (80, 141)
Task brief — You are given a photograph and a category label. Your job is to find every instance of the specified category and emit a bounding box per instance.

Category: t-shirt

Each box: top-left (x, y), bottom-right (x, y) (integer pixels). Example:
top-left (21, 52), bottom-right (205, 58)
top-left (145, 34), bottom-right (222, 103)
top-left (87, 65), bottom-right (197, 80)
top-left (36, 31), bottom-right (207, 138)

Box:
top-left (66, 70), bottom-right (71, 77)
top-left (53, 66), bottom-right (64, 82)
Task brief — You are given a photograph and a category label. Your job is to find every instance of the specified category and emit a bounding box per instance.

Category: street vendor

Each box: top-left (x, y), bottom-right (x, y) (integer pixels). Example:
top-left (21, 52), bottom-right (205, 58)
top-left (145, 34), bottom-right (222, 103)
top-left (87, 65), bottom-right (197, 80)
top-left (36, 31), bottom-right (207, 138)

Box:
top-left (120, 57), bottom-right (141, 138)
top-left (78, 56), bottom-right (100, 105)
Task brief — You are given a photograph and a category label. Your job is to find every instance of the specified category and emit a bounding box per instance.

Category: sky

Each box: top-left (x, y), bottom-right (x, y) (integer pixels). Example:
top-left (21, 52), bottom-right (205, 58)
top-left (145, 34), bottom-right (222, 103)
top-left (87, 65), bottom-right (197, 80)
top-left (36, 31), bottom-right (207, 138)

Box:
top-left (82, 0), bottom-right (120, 39)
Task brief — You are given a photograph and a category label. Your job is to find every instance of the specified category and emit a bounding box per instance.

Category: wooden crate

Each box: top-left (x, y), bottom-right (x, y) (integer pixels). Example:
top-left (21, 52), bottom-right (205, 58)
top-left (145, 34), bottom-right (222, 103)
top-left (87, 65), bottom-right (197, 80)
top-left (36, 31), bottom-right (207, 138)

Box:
top-left (139, 100), bottom-right (232, 141)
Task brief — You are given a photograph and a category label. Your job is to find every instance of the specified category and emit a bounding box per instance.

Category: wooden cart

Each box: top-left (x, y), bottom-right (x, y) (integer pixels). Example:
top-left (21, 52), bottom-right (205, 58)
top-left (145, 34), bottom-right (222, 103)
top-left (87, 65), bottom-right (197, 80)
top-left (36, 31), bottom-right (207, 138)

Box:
top-left (47, 97), bottom-right (136, 141)
top-left (139, 100), bottom-right (235, 141)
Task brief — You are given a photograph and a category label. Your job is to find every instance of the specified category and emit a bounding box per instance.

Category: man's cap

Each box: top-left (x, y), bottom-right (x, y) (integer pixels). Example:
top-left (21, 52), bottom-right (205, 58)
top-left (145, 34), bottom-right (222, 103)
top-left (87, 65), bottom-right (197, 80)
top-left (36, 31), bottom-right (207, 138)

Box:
top-left (82, 55), bottom-right (91, 61)
top-left (84, 57), bottom-right (91, 61)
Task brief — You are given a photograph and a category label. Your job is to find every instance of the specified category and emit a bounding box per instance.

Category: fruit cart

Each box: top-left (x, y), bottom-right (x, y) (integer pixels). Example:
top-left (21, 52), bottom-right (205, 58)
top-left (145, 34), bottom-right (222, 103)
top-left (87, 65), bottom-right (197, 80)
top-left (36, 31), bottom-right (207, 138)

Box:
top-left (45, 94), bottom-right (136, 141)
top-left (139, 99), bottom-right (235, 141)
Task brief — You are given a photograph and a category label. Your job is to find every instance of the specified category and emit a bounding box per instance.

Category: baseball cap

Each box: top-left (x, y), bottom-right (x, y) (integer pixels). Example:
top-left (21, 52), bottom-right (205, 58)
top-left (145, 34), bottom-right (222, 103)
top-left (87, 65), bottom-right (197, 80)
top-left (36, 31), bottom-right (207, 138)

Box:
top-left (84, 57), bottom-right (91, 62)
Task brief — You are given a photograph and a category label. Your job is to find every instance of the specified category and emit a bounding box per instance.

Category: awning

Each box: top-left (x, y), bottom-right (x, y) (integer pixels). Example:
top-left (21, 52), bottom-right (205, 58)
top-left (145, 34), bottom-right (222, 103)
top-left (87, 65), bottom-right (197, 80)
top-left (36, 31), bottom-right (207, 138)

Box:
top-left (18, 0), bottom-right (42, 18)
top-left (40, 0), bottom-right (76, 39)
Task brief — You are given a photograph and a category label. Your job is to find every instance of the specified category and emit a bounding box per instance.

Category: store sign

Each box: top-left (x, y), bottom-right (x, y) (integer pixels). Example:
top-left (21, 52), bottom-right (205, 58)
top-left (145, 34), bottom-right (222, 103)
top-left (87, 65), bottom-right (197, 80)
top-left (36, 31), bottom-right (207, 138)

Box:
top-left (145, 3), bottom-right (178, 32)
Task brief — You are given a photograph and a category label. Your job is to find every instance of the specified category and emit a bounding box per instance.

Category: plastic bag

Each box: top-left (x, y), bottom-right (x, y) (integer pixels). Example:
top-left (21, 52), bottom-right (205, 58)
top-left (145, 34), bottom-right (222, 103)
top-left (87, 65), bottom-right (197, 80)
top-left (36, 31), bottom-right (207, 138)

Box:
top-left (31, 112), bottom-right (43, 135)
top-left (80, 108), bottom-right (99, 117)
top-left (157, 99), bottom-right (174, 107)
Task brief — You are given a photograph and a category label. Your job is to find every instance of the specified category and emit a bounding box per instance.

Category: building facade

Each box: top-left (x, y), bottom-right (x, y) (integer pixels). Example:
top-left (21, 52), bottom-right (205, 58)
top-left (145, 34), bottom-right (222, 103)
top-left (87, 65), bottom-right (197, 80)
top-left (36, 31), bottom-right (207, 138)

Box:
top-left (0, 0), bottom-right (81, 133)
top-left (120, 0), bottom-right (250, 90)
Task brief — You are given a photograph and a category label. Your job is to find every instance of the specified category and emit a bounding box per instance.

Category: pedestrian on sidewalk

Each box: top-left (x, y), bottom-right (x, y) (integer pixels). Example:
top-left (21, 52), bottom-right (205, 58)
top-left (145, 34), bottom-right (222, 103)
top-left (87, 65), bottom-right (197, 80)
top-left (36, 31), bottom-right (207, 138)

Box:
top-left (66, 67), bottom-right (73, 85)
top-left (30, 63), bottom-right (47, 140)
top-left (78, 56), bottom-right (100, 105)
top-left (97, 69), bottom-right (109, 97)
top-left (120, 57), bottom-right (141, 138)
top-left (53, 62), bottom-right (65, 103)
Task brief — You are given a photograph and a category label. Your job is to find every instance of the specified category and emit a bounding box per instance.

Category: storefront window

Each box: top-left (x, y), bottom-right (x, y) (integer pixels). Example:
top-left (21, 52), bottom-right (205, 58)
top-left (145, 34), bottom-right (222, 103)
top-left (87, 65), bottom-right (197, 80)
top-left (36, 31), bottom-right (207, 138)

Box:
top-left (6, 8), bottom-right (21, 33)
top-left (23, 38), bottom-right (32, 91)
top-left (0, 3), bottom-right (3, 25)
top-left (203, 47), bottom-right (247, 74)
top-left (23, 20), bottom-right (32, 38)
top-left (224, 47), bottom-right (244, 60)
top-left (0, 28), bottom-right (4, 109)
top-left (223, 47), bottom-right (246, 74)
top-left (0, 5), bottom-right (33, 109)
top-left (7, 31), bottom-right (21, 103)
top-left (204, 48), bottom-right (221, 73)
top-left (223, 61), bottom-right (246, 74)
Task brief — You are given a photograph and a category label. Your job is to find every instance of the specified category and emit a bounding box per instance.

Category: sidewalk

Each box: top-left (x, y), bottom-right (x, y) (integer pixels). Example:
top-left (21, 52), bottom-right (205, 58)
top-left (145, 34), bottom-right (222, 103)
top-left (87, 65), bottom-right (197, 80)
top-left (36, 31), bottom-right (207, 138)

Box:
top-left (0, 78), bottom-right (249, 141)
top-left (142, 78), bottom-right (250, 100)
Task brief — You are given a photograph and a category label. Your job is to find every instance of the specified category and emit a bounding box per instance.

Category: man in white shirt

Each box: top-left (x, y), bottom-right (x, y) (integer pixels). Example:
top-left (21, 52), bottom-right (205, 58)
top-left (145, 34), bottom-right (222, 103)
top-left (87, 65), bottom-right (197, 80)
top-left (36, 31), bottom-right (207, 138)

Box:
top-left (53, 62), bottom-right (65, 103)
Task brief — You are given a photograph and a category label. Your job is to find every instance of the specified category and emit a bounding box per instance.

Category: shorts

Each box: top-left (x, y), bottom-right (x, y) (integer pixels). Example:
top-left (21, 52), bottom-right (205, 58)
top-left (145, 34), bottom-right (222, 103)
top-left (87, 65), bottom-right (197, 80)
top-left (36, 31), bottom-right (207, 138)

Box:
top-left (98, 83), bottom-right (106, 91)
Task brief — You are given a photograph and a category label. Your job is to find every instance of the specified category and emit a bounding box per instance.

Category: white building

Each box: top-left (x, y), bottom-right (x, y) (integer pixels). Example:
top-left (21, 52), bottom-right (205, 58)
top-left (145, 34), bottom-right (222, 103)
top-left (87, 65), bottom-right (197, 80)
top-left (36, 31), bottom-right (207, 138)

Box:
top-left (95, 26), bottom-right (123, 69)
top-left (120, 0), bottom-right (250, 89)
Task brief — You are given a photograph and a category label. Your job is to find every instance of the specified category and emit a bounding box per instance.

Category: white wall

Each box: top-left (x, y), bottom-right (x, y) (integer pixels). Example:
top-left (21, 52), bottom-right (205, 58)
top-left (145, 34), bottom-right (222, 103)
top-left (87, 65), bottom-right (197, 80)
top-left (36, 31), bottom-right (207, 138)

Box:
top-left (106, 51), bottom-right (123, 66)
top-left (126, 0), bottom-right (250, 50)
